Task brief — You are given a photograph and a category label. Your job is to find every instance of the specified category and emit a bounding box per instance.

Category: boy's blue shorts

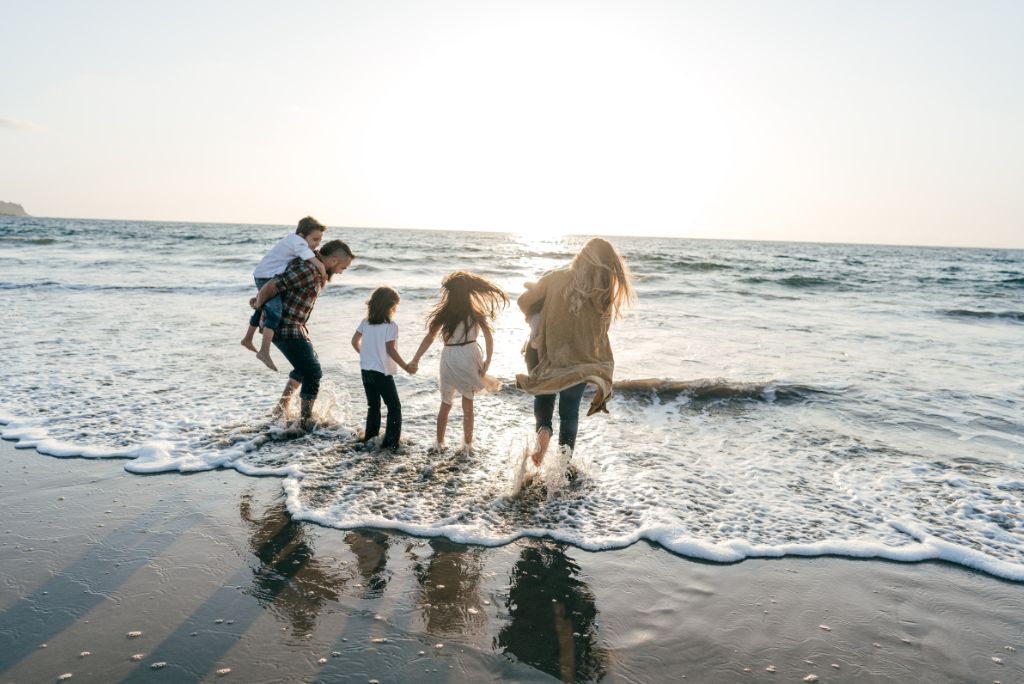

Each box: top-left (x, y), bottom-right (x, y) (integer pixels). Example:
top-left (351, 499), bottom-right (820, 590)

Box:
top-left (249, 276), bottom-right (283, 331)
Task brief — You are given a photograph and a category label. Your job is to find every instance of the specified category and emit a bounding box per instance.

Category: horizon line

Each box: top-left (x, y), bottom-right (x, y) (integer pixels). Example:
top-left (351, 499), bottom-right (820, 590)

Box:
top-left (4, 212), bottom-right (1022, 252)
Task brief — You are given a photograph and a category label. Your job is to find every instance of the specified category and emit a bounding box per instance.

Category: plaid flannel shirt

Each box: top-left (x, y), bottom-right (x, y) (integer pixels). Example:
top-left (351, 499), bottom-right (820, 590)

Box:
top-left (273, 258), bottom-right (326, 340)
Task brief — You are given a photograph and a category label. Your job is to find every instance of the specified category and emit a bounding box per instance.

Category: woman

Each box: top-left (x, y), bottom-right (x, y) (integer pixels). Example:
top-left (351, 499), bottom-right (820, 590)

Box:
top-left (516, 238), bottom-right (635, 466)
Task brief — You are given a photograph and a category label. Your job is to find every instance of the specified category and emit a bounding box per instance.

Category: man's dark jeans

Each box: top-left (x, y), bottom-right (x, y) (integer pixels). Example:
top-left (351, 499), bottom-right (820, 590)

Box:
top-left (272, 338), bottom-right (322, 400)
top-left (361, 369), bottom-right (402, 449)
top-left (533, 382), bottom-right (587, 450)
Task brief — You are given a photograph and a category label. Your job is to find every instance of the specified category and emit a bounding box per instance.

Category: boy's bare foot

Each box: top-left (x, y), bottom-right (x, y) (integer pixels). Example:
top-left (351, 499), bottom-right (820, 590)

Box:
top-left (300, 417), bottom-right (317, 433)
top-left (240, 339), bottom-right (257, 353)
top-left (256, 350), bottom-right (278, 371)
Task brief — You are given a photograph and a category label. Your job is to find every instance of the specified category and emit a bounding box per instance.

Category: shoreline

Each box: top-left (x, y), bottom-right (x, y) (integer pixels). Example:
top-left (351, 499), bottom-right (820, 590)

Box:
top-left (2, 439), bottom-right (1022, 683)
top-left (3, 410), bottom-right (1022, 584)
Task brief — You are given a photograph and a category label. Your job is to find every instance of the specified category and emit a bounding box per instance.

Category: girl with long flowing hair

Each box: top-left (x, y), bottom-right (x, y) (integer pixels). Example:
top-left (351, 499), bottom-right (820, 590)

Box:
top-left (409, 271), bottom-right (510, 451)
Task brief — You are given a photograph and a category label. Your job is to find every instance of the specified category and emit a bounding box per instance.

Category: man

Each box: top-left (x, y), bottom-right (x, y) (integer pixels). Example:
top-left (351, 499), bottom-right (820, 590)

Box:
top-left (251, 238), bottom-right (355, 430)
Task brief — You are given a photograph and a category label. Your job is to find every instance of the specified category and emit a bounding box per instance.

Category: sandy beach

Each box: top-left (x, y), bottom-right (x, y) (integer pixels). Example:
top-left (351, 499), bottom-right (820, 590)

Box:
top-left (1, 439), bottom-right (1021, 683)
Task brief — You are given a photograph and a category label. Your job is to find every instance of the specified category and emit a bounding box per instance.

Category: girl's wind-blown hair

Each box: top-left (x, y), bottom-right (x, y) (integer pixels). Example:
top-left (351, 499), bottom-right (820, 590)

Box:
top-left (567, 238), bottom-right (636, 321)
top-left (426, 271), bottom-right (509, 340)
top-left (366, 286), bottom-right (400, 324)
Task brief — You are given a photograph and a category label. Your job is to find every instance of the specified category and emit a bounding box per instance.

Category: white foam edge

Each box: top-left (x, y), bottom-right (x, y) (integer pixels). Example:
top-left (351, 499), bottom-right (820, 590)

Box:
top-left (4, 410), bottom-right (1023, 582)
top-left (282, 497), bottom-right (1024, 583)
top-left (0, 411), bottom-right (296, 476)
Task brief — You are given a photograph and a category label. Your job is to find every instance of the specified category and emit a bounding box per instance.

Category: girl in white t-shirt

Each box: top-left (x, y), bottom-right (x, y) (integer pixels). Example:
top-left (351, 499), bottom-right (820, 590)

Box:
top-left (351, 286), bottom-right (413, 450)
top-left (408, 271), bottom-right (509, 452)
top-left (241, 217), bottom-right (328, 371)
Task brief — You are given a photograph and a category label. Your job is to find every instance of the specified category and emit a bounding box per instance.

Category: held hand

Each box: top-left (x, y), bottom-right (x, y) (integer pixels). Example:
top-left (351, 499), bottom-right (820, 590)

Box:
top-left (407, 361), bottom-right (419, 375)
top-left (249, 296), bottom-right (259, 310)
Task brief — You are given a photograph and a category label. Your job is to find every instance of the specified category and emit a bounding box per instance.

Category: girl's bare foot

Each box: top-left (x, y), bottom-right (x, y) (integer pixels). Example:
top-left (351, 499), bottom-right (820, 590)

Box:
top-left (240, 338), bottom-right (257, 352)
top-left (256, 350), bottom-right (278, 371)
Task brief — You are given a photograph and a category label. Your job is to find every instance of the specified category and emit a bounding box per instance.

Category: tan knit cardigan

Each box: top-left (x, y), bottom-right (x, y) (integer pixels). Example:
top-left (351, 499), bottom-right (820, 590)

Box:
top-left (515, 268), bottom-right (614, 415)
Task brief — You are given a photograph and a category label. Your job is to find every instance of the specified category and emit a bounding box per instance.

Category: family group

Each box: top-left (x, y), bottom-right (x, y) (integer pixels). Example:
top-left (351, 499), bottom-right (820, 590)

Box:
top-left (240, 217), bottom-right (635, 467)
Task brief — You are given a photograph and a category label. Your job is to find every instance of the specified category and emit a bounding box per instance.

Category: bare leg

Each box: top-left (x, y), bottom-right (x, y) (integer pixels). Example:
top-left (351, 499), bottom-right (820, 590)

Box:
top-left (241, 324), bottom-right (258, 352)
top-left (461, 396), bottom-right (474, 447)
top-left (255, 328), bottom-right (278, 371)
top-left (436, 401), bottom-right (453, 448)
top-left (273, 379), bottom-right (300, 418)
top-left (530, 428), bottom-right (551, 467)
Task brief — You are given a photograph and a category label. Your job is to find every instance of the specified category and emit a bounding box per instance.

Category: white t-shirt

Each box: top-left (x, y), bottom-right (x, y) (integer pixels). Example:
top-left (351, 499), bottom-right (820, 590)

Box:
top-left (253, 233), bottom-right (316, 278)
top-left (357, 319), bottom-right (399, 376)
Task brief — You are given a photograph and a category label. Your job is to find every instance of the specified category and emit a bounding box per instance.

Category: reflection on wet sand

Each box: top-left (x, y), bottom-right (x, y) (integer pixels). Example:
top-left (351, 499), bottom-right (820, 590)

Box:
top-left (240, 494), bottom-right (345, 635)
top-left (413, 538), bottom-right (487, 636)
top-left (239, 497), bottom-right (606, 681)
top-left (344, 529), bottom-right (391, 598)
top-left (497, 541), bottom-right (608, 683)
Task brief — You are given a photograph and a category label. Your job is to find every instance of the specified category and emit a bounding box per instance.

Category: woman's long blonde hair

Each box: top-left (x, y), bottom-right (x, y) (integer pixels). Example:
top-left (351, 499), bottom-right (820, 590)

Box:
top-left (566, 238), bottom-right (636, 321)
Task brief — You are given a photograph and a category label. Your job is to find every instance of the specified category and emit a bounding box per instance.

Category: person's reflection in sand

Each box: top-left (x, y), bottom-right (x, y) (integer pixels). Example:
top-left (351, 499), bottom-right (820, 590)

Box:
top-left (412, 538), bottom-right (486, 636)
top-left (240, 493), bottom-right (344, 635)
top-left (344, 529), bottom-right (391, 598)
top-left (496, 541), bottom-right (608, 683)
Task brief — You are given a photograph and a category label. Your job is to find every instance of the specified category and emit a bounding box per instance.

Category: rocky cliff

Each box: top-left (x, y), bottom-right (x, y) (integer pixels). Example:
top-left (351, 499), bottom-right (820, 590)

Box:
top-left (0, 201), bottom-right (29, 217)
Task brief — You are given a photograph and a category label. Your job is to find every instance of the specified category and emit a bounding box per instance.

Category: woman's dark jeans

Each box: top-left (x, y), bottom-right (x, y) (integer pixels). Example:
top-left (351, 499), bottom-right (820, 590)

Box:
top-left (272, 338), bottom-right (322, 400)
top-left (361, 369), bottom-right (402, 449)
top-left (533, 383), bottom-right (586, 450)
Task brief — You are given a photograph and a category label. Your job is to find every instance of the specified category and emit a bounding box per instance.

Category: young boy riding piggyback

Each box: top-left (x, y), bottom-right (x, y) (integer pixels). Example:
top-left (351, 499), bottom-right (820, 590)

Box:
top-left (241, 217), bottom-right (328, 371)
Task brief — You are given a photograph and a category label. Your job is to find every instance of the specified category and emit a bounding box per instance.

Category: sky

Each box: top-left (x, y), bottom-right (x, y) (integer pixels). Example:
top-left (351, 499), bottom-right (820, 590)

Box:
top-left (1, 1), bottom-right (1022, 248)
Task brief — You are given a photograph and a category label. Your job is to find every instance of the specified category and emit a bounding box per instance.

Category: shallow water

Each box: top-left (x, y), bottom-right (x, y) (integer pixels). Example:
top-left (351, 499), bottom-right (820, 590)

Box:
top-left (1, 217), bottom-right (1022, 580)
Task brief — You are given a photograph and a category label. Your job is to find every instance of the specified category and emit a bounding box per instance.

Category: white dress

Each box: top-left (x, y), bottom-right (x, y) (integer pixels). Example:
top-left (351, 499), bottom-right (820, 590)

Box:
top-left (439, 321), bottom-right (501, 404)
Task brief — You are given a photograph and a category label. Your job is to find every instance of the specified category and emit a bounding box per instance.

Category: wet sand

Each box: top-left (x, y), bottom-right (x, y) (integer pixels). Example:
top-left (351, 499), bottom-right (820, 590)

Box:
top-left (1, 439), bottom-right (1022, 684)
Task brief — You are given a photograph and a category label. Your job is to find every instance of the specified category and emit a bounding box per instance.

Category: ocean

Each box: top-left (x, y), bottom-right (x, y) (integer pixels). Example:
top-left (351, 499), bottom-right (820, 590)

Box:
top-left (1, 217), bottom-right (1022, 581)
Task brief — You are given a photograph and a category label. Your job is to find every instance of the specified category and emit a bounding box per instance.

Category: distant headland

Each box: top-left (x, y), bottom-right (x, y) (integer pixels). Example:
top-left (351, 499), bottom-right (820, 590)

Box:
top-left (0, 201), bottom-right (30, 217)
